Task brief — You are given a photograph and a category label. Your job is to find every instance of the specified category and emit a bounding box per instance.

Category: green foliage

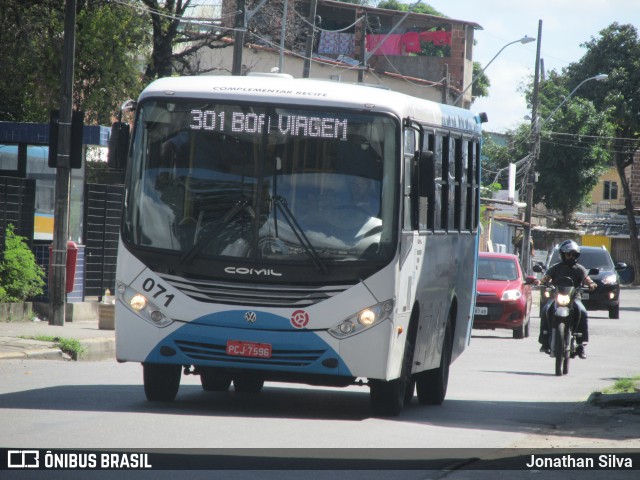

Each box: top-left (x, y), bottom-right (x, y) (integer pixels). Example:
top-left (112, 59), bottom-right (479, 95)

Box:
top-left (0, 0), bottom-right (149, 124)
top-left (24, 335), bottom-right (86, 361)
top-left (471, 61), bottom-right (490, 99)
top-left (376, 1), bottom-right (443, 16)
top-left (481, 128), bottom-right (530, 188)
top-left (0, 225), bottom-right (45, 302)
top-left (602, 375), bottom-right (640, 394)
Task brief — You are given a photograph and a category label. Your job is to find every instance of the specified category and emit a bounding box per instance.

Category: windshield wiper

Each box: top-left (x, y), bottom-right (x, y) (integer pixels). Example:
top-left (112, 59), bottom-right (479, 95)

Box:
top-left (271, 195), bottom-right (328, 274)
top-left (179, 198), bottom-right (251, 265)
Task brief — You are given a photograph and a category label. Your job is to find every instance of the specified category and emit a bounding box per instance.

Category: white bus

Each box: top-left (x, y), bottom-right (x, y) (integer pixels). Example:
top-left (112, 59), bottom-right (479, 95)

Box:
top-left (114, 74), bottom-right (484, 416)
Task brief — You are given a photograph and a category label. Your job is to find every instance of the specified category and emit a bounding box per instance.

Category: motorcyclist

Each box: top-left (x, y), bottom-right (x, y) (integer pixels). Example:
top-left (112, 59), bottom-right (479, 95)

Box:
top-left (536, 240), bottom-right (596, 359)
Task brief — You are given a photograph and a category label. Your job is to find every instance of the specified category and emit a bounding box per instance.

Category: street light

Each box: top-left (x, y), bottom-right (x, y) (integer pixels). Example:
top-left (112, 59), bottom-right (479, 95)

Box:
top-left (453, 36), bottom-right (536, 107)
top-left (521, 72), bottom-right (609, 273)
top-left (541, 73), bottom-right (609, 125)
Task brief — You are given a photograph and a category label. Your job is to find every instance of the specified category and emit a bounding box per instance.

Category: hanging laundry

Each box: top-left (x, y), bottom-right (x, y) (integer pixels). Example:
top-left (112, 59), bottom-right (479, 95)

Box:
top-left (419, 30), bottom-right (452, 46)
top-left (366, 34), bottom-right (403, 55)
top-left (400, 32), bottom-right (422, 53)
top-left (318, 32), bottom-right (356, 55)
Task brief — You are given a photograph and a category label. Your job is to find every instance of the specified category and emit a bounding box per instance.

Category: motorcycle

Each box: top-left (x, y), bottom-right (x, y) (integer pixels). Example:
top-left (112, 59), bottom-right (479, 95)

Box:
top-left (541, 276), bottom-right (583, 376)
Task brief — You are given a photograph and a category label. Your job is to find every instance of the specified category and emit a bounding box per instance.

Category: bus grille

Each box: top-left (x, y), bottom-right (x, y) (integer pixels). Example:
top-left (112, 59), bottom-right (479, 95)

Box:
top-left (159, 274), bottom-right (351, 308)
top-left (174, 339), bottom-right (325, 367)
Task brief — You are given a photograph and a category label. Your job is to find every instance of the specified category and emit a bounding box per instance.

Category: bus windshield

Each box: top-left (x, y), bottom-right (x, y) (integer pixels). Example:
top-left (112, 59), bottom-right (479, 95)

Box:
top-left (123, 99), bottom-right (398, 271)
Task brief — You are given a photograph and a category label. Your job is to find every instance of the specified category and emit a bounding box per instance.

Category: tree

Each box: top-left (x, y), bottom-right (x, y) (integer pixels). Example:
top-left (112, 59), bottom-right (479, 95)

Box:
top-left (375, 1), bottom-right (443, 16)
top-left (530, 71), bottom-right (613, 227)
top-left (0, 0), bottom-right (149, 125)
top-left (140, 0), bottom-right (237, 83)
top-left (0, 224), bottom-right (46, 302)
top-left (564, 23), bottom-right (640, 282)
top-left (471, 61), bottom-right (490, 99)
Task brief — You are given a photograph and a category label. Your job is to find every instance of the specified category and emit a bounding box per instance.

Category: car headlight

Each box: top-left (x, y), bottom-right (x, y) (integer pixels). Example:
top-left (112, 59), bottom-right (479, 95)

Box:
top-left (118, 282), bottom-right (173, 328)
top-left (329, 299), bottom-right (394, 339)
top-left (601, 274), bottom-right (617, 285)
top-left (501, 289), bottom-right (522, 302)
top-left (556, 293), bottom-right (571, 307)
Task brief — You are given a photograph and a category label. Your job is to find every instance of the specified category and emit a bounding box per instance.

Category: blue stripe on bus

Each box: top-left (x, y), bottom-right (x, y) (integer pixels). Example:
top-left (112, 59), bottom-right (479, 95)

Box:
top-left (189, 309), bottom-right (296, 330)
top-left (143, 315), bottom-right (352, 377)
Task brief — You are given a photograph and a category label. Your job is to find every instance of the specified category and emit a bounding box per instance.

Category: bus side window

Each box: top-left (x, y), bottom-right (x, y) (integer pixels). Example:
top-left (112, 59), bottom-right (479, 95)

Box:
top-left (403, 128), bottom-right (417, 230)
top-left (432, 135), bottom-right (444, 231)
top-left (439, 135), bottom-right (451, 231)
top-left (465, 140), bottom-right (476, 231)
top-left (418, 132), bottom-right (435, 231)
top-left (454, 138), bottom-right (467, 232)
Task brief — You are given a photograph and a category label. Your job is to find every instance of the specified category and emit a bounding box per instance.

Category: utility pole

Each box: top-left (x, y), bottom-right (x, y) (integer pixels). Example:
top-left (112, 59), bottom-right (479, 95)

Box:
top-left (355, 9), bottom-right (365, 83)
top-left (302, 0), bottom-right (318, 78)
top-left (441, 64), bottom-right (449, 104)
top-left (232, 0), bottom-right (245, 75)
top-left (522, 20), bottom-right (543, 274)
top-left (50, 0), bottom-right (77, 326)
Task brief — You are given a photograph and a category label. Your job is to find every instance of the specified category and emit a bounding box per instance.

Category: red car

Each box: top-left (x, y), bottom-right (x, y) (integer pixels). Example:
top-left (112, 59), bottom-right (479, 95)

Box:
top-left (474, 252), bottom-right (537, 339)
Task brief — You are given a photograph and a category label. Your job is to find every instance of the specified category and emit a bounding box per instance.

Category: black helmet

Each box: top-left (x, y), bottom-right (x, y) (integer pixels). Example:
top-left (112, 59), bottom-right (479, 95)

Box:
top-left (559, 240), bottom-right (580, 266)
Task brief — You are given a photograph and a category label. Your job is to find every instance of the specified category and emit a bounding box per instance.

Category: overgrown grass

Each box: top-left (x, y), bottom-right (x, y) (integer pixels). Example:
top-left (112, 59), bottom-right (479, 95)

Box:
top-left (602, 375), bottom-right (640, 394)
top-left (22, 335), bottom-right (86, 360)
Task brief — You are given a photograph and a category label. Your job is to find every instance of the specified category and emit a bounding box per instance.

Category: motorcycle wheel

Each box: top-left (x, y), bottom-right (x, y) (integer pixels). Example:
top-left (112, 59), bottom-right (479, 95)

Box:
top-left (553, 323), bottom-right (566, 377)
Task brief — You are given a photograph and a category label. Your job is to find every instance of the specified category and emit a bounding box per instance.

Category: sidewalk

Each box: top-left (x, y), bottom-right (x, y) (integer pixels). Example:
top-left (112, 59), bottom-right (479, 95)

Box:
top-left (0, 307), bottom-right (115, 361)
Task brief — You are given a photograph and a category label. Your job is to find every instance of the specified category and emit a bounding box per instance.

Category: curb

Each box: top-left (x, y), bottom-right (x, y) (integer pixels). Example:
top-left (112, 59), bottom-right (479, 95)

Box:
top-left (78, 338), bottom-right (116, 361)
top-left (0, 347), bottom-right (65, 361)
top-left (0, 337), bottom-right (115, 362)
top-left (588, 391), bottom-right (640, 408)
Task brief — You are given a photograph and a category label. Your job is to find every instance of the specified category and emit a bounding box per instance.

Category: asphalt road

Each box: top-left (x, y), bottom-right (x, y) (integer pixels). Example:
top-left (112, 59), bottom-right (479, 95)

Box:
top-left (0, 289), bottom-right (638, 479)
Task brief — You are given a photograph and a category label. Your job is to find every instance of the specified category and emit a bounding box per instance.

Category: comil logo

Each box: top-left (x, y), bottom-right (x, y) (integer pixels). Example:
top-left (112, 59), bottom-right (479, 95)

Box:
top-left (8, 450), bottom-right (39, 468)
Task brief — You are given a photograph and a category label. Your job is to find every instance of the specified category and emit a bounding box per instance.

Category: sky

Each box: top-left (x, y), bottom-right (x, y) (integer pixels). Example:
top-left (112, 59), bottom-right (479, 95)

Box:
top-left (416, 0), bottom-right (640, 132)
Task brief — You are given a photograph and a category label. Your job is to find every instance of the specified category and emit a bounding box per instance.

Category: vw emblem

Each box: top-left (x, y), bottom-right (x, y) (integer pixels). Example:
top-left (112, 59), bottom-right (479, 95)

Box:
top-left (244, 311), bottom-right (257, 323)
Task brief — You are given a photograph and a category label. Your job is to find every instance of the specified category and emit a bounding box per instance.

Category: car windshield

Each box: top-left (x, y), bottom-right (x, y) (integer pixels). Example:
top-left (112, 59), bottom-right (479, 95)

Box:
top-left (549, 248), bottom-right (614, 270)
top-left (123, 99), bottom-right (398, 269)
top-left (477, 257), bottom-right (519, 281)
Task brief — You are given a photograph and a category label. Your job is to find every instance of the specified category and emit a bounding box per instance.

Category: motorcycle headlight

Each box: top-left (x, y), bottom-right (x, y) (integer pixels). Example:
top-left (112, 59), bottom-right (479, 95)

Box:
top-left (556, 293), bottom-right (571, 306)
top-left (601, 274), bottom-right (617, 285)
top-left (501, 289), bottom-right (522, 302)
top-left (329, 299), bottom-right (394, 339)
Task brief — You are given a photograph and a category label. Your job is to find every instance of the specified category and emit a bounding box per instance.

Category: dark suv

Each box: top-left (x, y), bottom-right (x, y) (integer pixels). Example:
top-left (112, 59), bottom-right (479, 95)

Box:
top-left (539, 245), bottom-right (627, 319)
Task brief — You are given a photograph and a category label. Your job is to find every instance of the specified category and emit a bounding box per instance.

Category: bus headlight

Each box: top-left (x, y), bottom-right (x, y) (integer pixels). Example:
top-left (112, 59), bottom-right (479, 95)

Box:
top-left (118, 283), bottom-right (173, 328)
top-left (130, 294), bottom-right (147, 311)
top-left (329, 299), bottom-right (394, 339)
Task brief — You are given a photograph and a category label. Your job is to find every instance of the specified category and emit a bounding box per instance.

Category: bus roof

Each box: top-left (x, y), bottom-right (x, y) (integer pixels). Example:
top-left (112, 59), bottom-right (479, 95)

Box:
top-left (138, 75), bottom-right (482, 135)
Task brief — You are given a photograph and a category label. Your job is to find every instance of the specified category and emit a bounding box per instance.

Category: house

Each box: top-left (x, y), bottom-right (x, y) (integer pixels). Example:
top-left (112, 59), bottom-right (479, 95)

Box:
top-left (205, 0), bottom-right (481, 105)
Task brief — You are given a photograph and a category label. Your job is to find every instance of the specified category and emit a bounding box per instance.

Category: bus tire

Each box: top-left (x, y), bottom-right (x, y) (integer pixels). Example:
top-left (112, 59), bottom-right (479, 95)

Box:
top-left (370, 323), bottom-right (416, 417)
top-left (200, 368), bottom-right (232, 392)
top-left (143, 363), bottom-right (181, 401)
top-left (416, 315), bottom-right (452, 405)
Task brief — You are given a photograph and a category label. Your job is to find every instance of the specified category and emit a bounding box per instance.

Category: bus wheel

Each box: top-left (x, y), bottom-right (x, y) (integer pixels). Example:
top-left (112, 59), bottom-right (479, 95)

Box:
top-left (370, 327), bottom-right (415, 417)
top-left (416, 316), bottom-right (452, 405)
top-left (233, 374), bottom-right (264, 394)
top-left (200, 368), bottom-right (232, 392)
top-left (143, 363), bottom-right (181, 401)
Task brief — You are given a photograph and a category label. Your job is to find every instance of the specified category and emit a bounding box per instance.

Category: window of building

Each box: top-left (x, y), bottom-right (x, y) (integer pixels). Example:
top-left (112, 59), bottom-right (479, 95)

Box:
top-left (603, 180), bottom-right (618, 200)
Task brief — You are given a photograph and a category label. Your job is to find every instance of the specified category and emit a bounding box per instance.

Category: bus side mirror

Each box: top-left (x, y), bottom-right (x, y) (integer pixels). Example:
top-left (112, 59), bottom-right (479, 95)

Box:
top-left (107, 121), bottom-right (130, 170)
top-left (418, 150), bottom-right (434, 197)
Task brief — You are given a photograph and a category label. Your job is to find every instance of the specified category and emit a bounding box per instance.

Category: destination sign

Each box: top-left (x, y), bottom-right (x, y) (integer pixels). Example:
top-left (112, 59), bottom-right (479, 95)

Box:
top-left (189, 109), bottom-right (348, 140)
